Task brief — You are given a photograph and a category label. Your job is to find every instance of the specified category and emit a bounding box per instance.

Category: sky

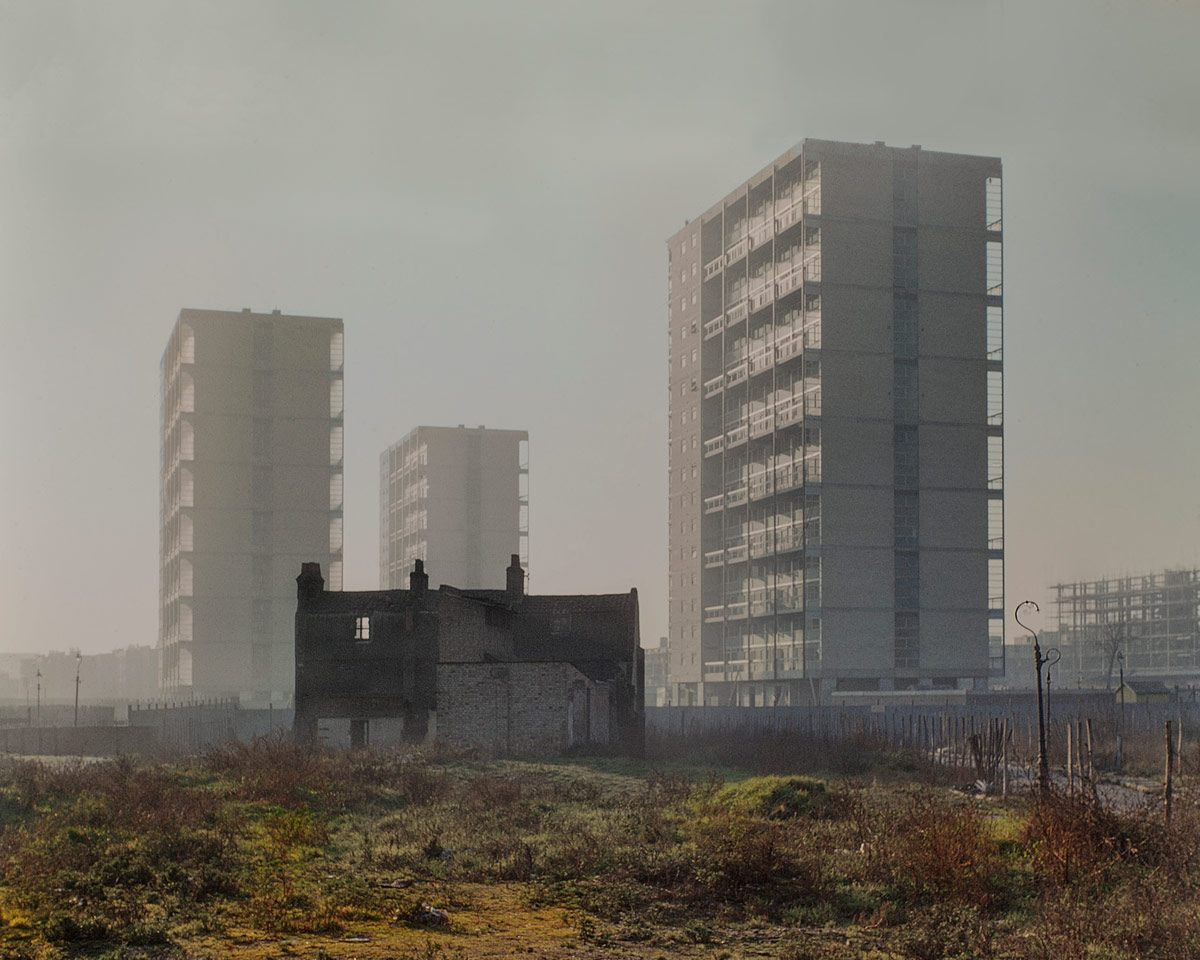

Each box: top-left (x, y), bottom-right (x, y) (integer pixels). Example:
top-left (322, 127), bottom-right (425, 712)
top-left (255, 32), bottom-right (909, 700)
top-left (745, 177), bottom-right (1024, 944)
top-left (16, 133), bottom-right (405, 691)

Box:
top-left (1, 0), bottom-right (1199, 654)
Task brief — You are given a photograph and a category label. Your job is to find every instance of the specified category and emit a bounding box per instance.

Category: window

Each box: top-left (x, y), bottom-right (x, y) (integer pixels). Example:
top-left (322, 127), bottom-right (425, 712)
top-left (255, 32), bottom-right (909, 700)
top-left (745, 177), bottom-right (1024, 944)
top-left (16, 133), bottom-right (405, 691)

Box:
top-left (894, 361), bottom-right (918, 422)
top-left (893, 227), bottom-right (917, 289)
top-left (895, 612), bottom-right (919, 669)
top-left (895, 552), bottom-right (919, 609)
top-left (894, 425), bottom-right (918, 488)
top-left (354, 616), bottom-right (370, 641)
top-left (894, 492), bottom-right (919, 548)
top-left (894, 295), bottom-right (918, 358)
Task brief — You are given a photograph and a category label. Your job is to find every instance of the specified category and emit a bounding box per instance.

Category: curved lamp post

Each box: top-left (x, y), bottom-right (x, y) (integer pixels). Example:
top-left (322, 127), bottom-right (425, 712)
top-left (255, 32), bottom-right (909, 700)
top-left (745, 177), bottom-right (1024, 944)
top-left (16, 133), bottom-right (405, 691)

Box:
top-left (1016, 600), bottom-right (1059, 796)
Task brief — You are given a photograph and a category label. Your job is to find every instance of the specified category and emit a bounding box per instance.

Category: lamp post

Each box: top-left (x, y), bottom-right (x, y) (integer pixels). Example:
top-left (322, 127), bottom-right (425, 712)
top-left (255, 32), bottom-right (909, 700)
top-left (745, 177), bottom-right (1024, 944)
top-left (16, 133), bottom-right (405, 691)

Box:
top-left (1016, 600), bottom-right (1059, 796)
top-left (1116, 649), bottom-right (1126, 770)
top-left (73, 652), bottom-right (83, 728)
top-left (35, 667), bottom-right (42, 728)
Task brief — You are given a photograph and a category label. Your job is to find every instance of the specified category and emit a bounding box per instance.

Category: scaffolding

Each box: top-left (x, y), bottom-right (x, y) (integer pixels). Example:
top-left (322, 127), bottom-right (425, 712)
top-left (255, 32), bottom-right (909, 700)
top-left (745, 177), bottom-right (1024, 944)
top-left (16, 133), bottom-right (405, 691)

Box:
top-left (1052, 569), bottom-right (1200, 687)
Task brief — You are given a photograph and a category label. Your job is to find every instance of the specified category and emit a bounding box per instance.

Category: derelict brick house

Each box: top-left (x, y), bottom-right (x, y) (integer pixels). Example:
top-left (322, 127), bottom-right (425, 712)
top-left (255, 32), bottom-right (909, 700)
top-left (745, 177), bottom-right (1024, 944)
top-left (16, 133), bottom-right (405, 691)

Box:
top-left (294, 556), bottom-right (643, 756)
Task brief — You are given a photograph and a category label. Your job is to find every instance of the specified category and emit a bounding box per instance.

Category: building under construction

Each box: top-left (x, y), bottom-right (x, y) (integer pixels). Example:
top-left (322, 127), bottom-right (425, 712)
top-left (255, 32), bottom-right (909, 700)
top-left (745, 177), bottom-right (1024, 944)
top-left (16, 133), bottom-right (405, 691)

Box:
top-left (1052, 568), bottom-right (1200, 689)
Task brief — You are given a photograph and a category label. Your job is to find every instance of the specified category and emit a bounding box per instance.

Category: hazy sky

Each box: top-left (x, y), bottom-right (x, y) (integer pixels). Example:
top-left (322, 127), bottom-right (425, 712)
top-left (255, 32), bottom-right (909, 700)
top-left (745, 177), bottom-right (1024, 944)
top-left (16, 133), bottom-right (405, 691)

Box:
top-left (2, 0), bottom-right (1199, 654)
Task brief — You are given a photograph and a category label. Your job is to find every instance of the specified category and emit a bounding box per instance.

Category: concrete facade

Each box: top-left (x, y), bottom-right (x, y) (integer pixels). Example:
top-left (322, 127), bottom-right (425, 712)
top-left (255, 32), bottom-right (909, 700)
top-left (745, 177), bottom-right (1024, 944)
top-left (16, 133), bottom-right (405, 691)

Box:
top-left (667, 139), bottom-right (1004, 706)
top-left (380, 426), bottom-right (529, 590)
top-left (160, 308), bottom-right (344, 703)
top-left (294, 557), bottom-right (643, 757)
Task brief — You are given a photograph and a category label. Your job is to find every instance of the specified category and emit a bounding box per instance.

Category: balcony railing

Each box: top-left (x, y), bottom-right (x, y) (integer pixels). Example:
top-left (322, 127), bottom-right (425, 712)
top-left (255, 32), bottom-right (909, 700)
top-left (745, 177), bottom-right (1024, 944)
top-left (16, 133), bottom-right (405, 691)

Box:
top-left (703, 436), bottom-right (725, 458)
top-left (703, 315), bottom-right (724, 340)
top-left (748, 408), bottom-right (774, 438)
top-left (748, 218), bottom-right (773, 248)
top-left (703, 256), bottom-right (724, 280)
top-left (725, 541), bottom-right (748, 564)
top-left (748, 471), bottom-right (773, 500)
top-left (726, 423), bottom-right (748, 448)
top-left (775, 395), bottom-right (804, 428)
top-left (775, 328), bottom-right (803, 364)
top-left (725, 237), bottom-right (750, 266)
top-left (703, 374), bottom-right (724, 399)
top-left (748, 344), bottom-right (774, 376)
top-left (704, 605), bottom-right (725, 623)
top-left (725, 299), bottom-right (749, 326)
top-left (703, 493), bottom-right (724, 514)
top-left (726, 600), bottom-right (748, 620)
top-left (725, 362), bottom-right (748, 389)
top-left (726, 485), bottom-right (748, 508)
top-left (703, 548), bottom-right (725, 569)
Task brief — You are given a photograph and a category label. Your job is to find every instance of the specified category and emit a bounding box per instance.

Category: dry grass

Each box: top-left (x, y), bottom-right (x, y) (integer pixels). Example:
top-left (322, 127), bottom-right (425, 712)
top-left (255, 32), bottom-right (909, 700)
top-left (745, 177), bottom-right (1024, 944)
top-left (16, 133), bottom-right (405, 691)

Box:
top-left (2, 737), bottom-right (1200, 958)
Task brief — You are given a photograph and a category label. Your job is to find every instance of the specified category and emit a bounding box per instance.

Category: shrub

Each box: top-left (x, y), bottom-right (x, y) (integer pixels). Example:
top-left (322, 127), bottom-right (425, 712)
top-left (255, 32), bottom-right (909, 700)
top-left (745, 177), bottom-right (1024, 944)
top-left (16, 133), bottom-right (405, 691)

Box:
top-left (713, 775), bottom-right (833, 820)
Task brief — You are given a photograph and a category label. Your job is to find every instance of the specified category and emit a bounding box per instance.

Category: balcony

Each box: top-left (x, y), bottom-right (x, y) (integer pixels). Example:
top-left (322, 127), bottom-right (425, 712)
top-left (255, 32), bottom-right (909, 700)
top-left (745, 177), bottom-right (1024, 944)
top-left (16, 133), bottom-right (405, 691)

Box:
top-left (703, 548), bottom-right (725, 569)
top-left (775, 459), bottom-right (802, 494)
top-left (748, 408), bottom-right (774, 438)
top-left (775, 396), bottom-right (804, 428)
top-left (726, 423), bottom-right (748, 449)
top-left (726, 600), bottom-right (749, 620)
top-left (703, 493), bottom-right (724, 514)
top-left (703, 315), bottom-right (724, 340)
top-left (749, 530), bottom-right (768, 558)
top-left (725, 362), bottom-right (748, 389)
top-left (725, 236), bottom-right (750, 266)
top-left (703, 374), bottom-right (724, 399)
top-left (776, 587), bottom-right (803, 613)
top-left (703, 256), bottom-right (724, 281)
top-left (725, 299), bottom-right (749, 326)
top-left (703, 662), bottom-right (727, 682)
top-left (725, 541), bottom-right (748, 564)
top-left (726, 485), bottom-right (748, 508)
top-left (748, 344), bottom-right (774, 377)
top-left (775, 199), bottom-right (803, 234)
top-left (704, 605), bottom-right (725, 623)
top-left (748, 471), bottom-right (773, 501)
top-left (703, 435), bottom-right (725, 458)
top-left (803, 315), bottom-right (822, 349)
top-left (749, 590), bottom-right (774, 617)
top-left (775, 328), bottom-right (804, 364)
top-left (776, 522), bottom-right (803, 553)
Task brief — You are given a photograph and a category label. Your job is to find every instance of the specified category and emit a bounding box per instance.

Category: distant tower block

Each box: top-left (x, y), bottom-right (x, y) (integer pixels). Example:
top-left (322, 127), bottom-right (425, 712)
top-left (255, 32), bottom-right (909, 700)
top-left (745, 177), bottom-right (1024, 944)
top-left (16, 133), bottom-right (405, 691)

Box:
top-left (159, 308), bottom-right (344, 704)
top-left (666, 139), bottom-right (1004, 706)
top-left (379, 426), bottom-right (529, 590)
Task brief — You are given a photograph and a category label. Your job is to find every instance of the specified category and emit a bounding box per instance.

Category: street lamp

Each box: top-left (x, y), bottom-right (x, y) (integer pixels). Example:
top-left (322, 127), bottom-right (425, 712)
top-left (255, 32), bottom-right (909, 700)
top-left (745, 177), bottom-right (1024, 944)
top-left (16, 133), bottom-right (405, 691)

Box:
top-left (1016, 600), bottom-right (1059, 796)
top-left (74, 652), bottom-right (83, 728)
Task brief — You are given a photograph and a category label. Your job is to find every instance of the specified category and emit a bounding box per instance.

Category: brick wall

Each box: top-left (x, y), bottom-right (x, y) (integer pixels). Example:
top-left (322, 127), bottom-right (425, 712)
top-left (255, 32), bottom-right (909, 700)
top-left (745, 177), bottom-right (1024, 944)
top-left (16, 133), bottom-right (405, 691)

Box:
top-left (436, 661), bottom-right (613, 757)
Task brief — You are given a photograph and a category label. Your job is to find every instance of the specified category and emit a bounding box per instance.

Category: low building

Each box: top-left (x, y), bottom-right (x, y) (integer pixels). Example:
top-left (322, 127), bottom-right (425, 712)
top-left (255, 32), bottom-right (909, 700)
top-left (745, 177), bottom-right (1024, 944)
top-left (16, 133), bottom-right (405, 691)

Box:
top-left (294, 557), bottom-right (642, 756)
top-left (1116, 679), bottom-right (1172, 704)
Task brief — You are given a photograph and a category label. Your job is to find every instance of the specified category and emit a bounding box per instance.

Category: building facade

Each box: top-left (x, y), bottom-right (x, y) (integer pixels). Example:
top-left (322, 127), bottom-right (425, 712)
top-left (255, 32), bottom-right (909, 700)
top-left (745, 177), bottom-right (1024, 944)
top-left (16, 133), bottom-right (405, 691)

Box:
top-left (667, 139), bottom-right (1004, 705)
top-left (1052, 569), bottom-right (1200, 689)
top-left (294, 557), bottom-right (642, 756)
top-left (160, 308), bottom-right (344, 703)
top-left (379, 426), bottom-right (529, 590)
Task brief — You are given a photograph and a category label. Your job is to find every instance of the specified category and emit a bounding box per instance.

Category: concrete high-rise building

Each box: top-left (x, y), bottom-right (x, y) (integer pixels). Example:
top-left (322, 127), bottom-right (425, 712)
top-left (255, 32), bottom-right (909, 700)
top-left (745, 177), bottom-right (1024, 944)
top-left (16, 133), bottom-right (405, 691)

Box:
top-left (379, 426), bottom-right (529, 590)
top-left (159, 308), bottom-right (344, 702)
top-left (667, 139), bottom-right (1004, 706)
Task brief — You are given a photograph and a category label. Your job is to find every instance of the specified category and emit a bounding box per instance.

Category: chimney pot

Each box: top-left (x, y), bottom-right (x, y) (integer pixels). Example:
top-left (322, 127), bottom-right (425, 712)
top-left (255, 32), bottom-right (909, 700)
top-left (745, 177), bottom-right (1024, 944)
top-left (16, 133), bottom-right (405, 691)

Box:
top-left (297, 563), bottom-right (324, 604)
top-left (506, 554), bottom-right (525, 601)
top-left (410, 559), bottom-right (429, 597)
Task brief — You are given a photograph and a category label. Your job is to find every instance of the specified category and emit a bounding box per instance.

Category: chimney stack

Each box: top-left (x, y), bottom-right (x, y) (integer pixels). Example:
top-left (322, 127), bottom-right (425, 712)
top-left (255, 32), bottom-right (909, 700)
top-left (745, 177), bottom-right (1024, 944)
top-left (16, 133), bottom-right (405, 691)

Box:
top-left (296, 562), bottom-right (324, 605)
top-left (506, 554), bottom-right (525, 601)
top-left (410, 558), bottom-right (429, 597)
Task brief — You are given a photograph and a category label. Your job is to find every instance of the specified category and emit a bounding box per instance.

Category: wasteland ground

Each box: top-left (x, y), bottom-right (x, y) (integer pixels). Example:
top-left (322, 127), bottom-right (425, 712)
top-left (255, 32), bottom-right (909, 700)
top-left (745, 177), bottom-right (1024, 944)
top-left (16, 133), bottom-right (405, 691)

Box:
top-left (1, 734), bottom-right (1199, 960)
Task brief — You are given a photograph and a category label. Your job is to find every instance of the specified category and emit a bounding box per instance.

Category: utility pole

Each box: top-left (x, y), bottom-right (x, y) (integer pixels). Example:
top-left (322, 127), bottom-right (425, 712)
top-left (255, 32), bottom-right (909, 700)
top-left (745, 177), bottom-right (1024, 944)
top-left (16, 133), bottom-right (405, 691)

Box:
top-left (35, 667), bottom-right (42, 728)
top-left (73, 652), bottom-right (83, 728)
